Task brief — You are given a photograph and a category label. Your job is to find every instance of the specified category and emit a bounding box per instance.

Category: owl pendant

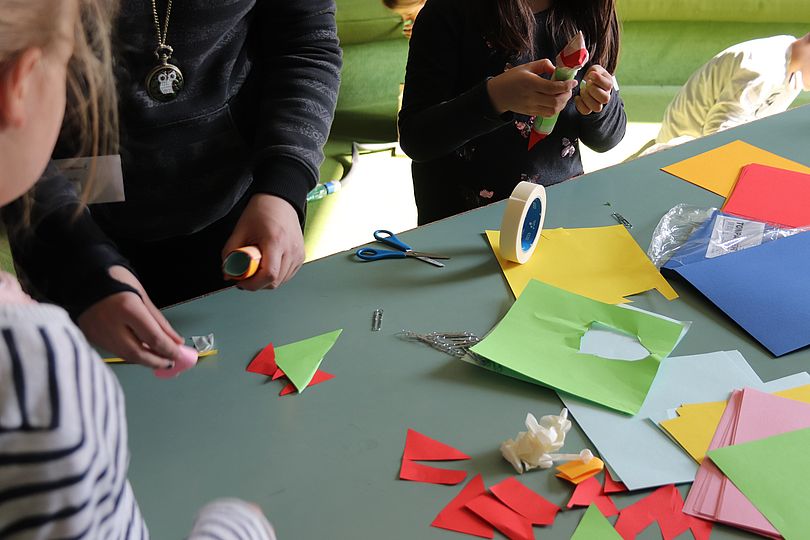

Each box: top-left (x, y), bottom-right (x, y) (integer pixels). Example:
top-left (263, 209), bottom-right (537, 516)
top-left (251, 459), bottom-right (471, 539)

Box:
top-left (146, 61), bottom-right (184, 102)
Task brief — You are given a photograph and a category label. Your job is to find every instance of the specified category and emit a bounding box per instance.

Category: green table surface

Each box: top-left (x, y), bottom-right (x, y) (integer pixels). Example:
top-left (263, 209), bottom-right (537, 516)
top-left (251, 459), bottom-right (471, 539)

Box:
top-left (117, 106), bottom-right (810, 539)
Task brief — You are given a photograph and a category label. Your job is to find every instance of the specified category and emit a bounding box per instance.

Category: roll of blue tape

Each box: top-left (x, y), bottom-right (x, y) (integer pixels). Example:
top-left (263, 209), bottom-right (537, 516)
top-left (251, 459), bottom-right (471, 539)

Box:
top-left (499, 181), bottom-right (547, 264)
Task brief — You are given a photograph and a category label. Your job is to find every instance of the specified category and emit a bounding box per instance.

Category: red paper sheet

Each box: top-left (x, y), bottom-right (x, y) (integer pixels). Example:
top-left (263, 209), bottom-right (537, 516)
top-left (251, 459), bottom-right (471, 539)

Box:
top-left (490, 477), bottom-right (560, 526)
top-left (466, 493), bottom-right (535, 540)
top-left (399, 459), bottom-right (467, 485)
top-left (279, 370), bottom-right (335, 396)
top-left (614, 485), bottom-right (712, 540)
top-left (723, 164), bottom-right (810, 228)
top-left (271, 368), bottom-right (286, 381)
top-left (246, 342), bottom-right (276, 376)
top-left (566, 476), bottom-right (618, 517)
top-left (603, 469), bottom-right (627, 494)
top-left (431, 474), bottom-right (495, 539)
top-left (403, 429), bottom-right (471, 461)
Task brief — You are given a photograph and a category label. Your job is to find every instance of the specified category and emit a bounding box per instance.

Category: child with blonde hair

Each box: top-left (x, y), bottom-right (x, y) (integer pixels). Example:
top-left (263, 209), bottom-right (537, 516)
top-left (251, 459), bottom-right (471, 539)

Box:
top-left (0, 1), bottom-right (274, 537)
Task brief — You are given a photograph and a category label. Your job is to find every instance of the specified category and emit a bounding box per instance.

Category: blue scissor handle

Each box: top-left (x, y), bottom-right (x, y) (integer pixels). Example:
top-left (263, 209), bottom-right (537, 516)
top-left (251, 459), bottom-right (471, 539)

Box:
top-left (374, 229), bottom-right (412, 252)
top-left (355, 247), bottom-right (407, 261)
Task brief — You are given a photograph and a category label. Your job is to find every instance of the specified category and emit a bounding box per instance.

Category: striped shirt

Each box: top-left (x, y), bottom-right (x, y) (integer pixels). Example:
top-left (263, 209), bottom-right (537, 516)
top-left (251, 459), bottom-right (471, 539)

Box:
top-left (0, 301), bottom-right (275, 539)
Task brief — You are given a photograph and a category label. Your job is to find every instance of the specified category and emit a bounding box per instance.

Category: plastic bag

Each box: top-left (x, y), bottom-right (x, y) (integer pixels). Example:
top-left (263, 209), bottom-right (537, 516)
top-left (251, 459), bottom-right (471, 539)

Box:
top-left (648, 204), bottom-right (810, 268)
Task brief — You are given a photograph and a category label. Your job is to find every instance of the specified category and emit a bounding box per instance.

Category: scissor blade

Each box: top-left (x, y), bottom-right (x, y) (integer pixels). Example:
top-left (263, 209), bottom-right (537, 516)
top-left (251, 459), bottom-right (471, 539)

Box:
top-left (414, 255), bottom-right (445, 267)
top-left (408, 251), bottom-right (451, 260)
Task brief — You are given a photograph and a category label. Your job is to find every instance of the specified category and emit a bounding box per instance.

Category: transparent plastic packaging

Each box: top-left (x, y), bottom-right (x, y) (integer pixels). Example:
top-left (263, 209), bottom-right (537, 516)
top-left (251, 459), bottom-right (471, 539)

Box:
top-left (648, 204), bottom-right (810, 268)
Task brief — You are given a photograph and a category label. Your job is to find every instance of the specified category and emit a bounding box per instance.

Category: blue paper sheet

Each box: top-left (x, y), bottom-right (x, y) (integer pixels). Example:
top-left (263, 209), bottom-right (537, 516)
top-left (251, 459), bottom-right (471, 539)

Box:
top-left (560, 351), bottom-right (810, 490)
top-left (669, 230), bottom-right (810, 356)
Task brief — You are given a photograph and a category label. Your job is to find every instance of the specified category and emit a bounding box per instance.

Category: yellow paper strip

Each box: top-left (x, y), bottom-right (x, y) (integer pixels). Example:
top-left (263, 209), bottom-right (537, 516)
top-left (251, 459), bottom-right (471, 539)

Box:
top-left (556, 457), bottom-right (605, 484)
top-left (103, 349), bottom-right (218, 364)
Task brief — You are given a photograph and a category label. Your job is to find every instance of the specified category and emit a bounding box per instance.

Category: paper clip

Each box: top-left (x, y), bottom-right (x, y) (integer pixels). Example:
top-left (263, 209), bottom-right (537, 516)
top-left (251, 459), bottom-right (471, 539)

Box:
top-left (372, 309), bottom-right (384, 332)
top-left (611, 212), bottom-right (632, 229)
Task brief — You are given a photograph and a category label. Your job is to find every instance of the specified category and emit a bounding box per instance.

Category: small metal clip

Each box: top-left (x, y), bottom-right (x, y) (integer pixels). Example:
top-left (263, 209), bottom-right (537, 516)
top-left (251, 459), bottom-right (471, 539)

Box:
top-left (372, 309), bottom-right (384, 332)
top-left (611, 212), bottom-right (633, 229)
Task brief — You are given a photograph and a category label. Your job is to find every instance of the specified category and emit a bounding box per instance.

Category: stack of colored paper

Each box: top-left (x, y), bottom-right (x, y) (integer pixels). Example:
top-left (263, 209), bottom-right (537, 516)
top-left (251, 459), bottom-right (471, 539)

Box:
top-left (684, 388), bottom-right (810, 537)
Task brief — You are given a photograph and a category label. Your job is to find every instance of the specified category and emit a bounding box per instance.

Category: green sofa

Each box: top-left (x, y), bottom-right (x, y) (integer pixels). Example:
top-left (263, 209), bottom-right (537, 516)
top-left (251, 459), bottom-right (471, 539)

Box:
top-left (324, 0), bottom-right (810, 175)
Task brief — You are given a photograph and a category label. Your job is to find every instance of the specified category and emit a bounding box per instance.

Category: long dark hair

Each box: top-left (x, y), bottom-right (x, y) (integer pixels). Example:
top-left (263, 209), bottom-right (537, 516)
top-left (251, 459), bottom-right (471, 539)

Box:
top-left (480, 0), bottom-right (620, 74)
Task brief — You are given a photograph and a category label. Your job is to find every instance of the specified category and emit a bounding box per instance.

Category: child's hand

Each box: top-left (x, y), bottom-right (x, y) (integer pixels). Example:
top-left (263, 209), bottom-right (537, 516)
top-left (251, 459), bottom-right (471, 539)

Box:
top-left (221, 193), bottom-right (305, 291)
top-left (487, 59), bottom-right (578, 118)
top-left (78, 266), bottom-right (184, 369)
top-left (575, 65), bottom-right (614, 115)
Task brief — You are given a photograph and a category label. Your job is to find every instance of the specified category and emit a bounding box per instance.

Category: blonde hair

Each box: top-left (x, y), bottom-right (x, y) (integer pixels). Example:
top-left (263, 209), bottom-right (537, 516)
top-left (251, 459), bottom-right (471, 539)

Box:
top-left (0, 0), bottom-right (119, 215)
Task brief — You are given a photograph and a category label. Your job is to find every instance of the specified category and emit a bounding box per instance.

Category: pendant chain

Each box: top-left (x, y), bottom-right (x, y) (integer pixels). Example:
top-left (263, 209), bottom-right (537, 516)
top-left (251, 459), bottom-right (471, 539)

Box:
top-left (151, 0), bottom-right (174, 60)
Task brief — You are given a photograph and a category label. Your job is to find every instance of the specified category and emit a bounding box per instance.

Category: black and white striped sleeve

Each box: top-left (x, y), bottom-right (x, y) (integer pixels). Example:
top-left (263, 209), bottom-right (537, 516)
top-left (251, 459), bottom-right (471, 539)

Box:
top-left (188, 499), bottom-right (277, 540)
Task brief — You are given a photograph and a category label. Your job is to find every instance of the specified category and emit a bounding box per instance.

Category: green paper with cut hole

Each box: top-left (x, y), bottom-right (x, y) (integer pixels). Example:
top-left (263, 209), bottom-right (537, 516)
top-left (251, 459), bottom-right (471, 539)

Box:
top-left (470, 280), bottom-right (685, 415)
top-left (274, 329), bottom-right (343, 392)
top-left (708, 427), bottom-right (810, 540)
top-left (571, 505), bottom-right (622, 540)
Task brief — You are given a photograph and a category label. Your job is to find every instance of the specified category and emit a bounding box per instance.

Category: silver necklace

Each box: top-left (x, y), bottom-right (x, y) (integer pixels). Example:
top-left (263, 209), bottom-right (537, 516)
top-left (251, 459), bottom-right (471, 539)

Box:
top-left (145, 0), bottom-right (184, 102)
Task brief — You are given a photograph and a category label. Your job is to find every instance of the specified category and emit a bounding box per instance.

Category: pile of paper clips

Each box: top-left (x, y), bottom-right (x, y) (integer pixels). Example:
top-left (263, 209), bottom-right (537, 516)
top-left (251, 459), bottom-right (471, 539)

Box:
top-left (397, 330), bottom-right (481, 358)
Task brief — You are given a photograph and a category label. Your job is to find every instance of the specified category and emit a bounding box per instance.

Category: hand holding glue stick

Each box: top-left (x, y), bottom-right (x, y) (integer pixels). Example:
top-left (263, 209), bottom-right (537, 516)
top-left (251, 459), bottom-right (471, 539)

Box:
top-left (528, 31), bottom-right (589, 149)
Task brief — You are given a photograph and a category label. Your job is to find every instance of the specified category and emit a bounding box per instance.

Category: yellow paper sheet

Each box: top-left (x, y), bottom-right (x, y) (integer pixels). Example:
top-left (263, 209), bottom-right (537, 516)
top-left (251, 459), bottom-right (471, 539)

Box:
top-left (661, 140), bottom-right (810, 197)
top-left (659, 384), bottom-right (810, 463)
top-left (103, 349), bottom-right (218, 364)
top-left (486, 226), bottom-right (678, 304)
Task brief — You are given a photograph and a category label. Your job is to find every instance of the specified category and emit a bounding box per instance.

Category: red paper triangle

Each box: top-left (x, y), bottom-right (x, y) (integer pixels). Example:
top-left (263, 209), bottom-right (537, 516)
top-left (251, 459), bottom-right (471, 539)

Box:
top-left (566, 476), bottom-right (618, 517)
top-left (490, 477), bottom-right (560, 526)
top-left (614, 485), bottom-right (712, 540)
top-left (279, 370), bottom-right (335, 396)
top-left (403, 429), bottom-right (470, 461)
top-left (528, 129), bottom-right (546, 150)
top-left (465, 493), bottom-right (534, 540)
top-left (399, 459), bottom-right (467, 485)
top-left (271, 367), bottom-right (286, 381)
top-left (603, 469), bottom-right (627, 494)
top-left (431, 474), bottom-right (495, 539)
top-left (246, 342), bottom-right (276, 376)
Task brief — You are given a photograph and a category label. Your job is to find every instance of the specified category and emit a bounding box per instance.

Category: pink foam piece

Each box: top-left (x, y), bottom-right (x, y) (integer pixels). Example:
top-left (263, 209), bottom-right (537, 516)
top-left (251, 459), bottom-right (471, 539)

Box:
top-left (154, 345), bottom-right (198, 379)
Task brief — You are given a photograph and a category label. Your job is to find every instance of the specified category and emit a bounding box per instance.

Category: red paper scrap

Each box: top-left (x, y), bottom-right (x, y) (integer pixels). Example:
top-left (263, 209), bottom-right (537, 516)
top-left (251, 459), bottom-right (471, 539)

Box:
top-left (603, 469), bottom-right (627, 494)
top-left (431, 474), bottom-right (495, 539)
top-left (271, 367), bottom-right (286, 381)
top-left (466, 493), bottom-right (535, 540)
top-left (403, 429), bottom-right (471, 461)
top-left (490, 477), bottom-right (560, 526)
top-left (399, 459), bottom-right (467, 485)
top-left (723, 163), bottom-right (810, 228)
top-left (566, 476), bottom-right (618, 517)
top-left (279, 370), bottom-right (335, 396)
top-left (246, 342), bottom-right (276, 376)
top-left (614, 485), bottom-right (713, 540)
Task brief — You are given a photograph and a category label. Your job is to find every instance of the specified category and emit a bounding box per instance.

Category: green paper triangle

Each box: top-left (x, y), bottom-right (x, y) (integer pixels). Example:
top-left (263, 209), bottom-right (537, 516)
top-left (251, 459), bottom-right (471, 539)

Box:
top-left (708, 427), bottom-right (810, 540)
top-left (274, 329), bottom-right (342, 392)
top-left (571, 504), bottom-right (622, 540)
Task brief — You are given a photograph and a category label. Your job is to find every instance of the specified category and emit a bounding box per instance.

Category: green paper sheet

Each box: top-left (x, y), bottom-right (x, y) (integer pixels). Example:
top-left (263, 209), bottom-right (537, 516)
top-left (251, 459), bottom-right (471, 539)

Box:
top-left (708, 427), bottom-right (810, 540)
top-left (469, 280), bottom-right (685, 415)
top-left (571, 505), bottom-right (622, 540)
top-left (274, 329), bottom-right (343, 392)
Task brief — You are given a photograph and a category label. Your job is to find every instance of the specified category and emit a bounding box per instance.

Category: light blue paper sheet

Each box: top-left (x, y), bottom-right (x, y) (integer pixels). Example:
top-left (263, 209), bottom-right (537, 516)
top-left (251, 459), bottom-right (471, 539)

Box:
top-left (561, 351), bottom-right (810, 490)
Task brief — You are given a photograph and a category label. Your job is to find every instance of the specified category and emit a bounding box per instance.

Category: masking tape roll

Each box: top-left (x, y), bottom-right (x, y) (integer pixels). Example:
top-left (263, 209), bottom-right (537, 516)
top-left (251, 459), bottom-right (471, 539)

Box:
top-left (499, 181), bottom-right (547, 264)
top-left (223, 245), bottom-right (262, 280)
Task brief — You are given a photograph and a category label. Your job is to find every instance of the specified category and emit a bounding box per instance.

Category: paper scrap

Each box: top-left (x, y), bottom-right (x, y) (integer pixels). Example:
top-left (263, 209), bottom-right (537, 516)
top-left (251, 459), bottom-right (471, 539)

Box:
top-left (571, 505), bottom-right (622, 540)
top-left (403, 429), bottom-right (471, 461)
top-left (659, 402), bottom-right (726, 463)
top-left (246, 342), bottom-right (276, 376)
top-left (279, 370), bottom-right (335, 396)
top-left (466, 493), bottom-right (534, 540)
top-left (431, 475), bottom-right (495, 539)
top-left (723, 163), bottom-right (810, 228)
top-left (661, 140), bottom-right (810, 197)
top-left (274, 329), bottom-right (342, 392)
top-left (603, 469), bottom-right (627, 494)
top-left (708, 427), bottom-right (810, 540)
top-left (399, 459), bottom-right (467, 485)
top-left (470, 280), bottom-right (686, 415)
top-left (490, 477), bottom-right (560, 525)
top-left (566, 476), bottom-right (618, 517)
top-left (485, 226), bottom-right (677, 304)
top-left (614, 485), bottom-right (712, 540)
top-left (556, 457), bottom-right (604, 485)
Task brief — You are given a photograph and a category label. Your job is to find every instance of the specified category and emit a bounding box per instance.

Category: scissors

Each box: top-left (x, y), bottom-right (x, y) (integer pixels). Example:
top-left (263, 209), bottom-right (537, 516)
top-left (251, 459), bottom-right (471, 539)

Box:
top-left (355, 230), bottom-right (450, 268)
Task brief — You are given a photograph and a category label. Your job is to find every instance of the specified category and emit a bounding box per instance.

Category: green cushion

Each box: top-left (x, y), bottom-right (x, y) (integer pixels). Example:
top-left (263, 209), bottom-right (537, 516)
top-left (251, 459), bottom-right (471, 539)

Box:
top-left (617, 0), bottom-right (810, 22)
top-left (336, 0), bottom-right (402, 44)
